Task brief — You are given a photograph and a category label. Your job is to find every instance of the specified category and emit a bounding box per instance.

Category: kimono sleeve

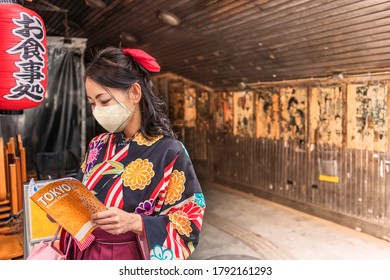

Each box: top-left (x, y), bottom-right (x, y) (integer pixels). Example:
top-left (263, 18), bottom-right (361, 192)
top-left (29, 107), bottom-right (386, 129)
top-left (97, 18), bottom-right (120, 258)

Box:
top-left (139, 142), bottom-right (206, 260)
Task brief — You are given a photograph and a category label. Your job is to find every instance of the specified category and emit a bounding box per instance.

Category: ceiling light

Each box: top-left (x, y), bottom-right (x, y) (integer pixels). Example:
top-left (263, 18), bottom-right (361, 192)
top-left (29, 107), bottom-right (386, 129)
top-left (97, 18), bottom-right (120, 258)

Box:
top-left (85, 0), bottom-right (106, 9)
top-left (119, 32), bottom-right (138, 44)
top-left (158, 10), bottom-right (181, 26)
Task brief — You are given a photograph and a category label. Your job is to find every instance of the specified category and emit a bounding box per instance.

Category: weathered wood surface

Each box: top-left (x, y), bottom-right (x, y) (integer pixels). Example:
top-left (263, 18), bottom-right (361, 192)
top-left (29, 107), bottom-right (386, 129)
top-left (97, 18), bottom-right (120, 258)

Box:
top-left (188, 130), bottom-right (390, 240)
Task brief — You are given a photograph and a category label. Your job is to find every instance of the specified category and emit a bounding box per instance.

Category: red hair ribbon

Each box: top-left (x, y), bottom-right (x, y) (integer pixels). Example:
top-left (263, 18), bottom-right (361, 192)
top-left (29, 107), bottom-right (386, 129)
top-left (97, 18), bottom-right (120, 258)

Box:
top-left (122, 48), bottom-right (161, 73)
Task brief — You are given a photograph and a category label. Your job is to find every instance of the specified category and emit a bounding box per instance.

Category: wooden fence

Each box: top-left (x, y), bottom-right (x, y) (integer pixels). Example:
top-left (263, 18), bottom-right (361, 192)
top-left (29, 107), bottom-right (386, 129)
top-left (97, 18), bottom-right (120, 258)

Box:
top-left (184, 128), bottom-right (390, 241)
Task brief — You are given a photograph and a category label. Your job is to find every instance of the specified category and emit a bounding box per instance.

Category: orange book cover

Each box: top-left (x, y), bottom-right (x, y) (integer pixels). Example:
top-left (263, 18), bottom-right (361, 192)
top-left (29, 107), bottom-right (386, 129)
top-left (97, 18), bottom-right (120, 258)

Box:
top-left (29, 177), bottom-right (107, 243)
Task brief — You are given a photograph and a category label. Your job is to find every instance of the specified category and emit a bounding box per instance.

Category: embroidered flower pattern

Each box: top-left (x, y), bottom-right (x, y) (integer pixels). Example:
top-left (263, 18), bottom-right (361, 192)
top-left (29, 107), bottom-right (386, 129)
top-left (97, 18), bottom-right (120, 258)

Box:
top-left (121, 158), bottom-right (155, 190)
top-left (194, 193), bottom-right (206, 208)
top-left (150, 245), bottom-right (174, 260)
top-left (168, 201), bottom-right (203, 237)
top-left (85, 138), bottom-right (106, 174)
top-left (168, 212), bottom-right (192, 237)
top-left (164, 170), bottom-right (186, 205)
top-left (180, 201), bottom-right (203, 220)
top-left (134, 133), bottom-right (163, 146)
top-left (135, 199), bottom-right (156, 215)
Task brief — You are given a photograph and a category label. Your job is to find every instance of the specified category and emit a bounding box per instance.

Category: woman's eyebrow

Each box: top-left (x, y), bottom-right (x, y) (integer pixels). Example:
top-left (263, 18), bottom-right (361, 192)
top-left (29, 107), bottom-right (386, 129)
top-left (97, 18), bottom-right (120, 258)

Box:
top-left (87, 93), bottom-right (109, 100)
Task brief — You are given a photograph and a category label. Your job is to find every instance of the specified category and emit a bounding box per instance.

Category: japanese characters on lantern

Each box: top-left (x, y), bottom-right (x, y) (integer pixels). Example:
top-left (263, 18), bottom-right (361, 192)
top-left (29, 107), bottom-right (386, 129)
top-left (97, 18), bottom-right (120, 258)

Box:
top-left (0, 3), bottom-right (47, 110)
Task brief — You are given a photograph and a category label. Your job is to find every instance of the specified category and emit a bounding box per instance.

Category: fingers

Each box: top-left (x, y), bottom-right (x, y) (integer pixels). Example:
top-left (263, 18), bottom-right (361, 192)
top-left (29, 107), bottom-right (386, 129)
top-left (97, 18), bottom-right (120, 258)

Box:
top-left (91, 208), bottom-right (114, 220)
top-left (91, 207), bottom-right (135, 235)
top-left (95, 219), bottom-right (123, 235)
top-left (93, 217), bottom-right (117, 226)
top-left (91, 208), bottom-right (121, 227)
top-left (92, 213), bottom-right (118, 225)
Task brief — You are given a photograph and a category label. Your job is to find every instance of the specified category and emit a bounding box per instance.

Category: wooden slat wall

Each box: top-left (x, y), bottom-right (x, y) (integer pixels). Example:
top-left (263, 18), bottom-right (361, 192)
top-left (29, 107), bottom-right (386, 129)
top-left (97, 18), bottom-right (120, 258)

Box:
top-left (188, 131), bottom-right (390, 240)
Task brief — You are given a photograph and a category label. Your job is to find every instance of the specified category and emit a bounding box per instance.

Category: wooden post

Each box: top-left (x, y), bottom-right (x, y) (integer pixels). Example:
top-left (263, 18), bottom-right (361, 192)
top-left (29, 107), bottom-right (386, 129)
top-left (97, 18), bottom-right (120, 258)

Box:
top-left (7, 137), bottom-right (16, 156)
top-left (6, 139), bottom-right (15, 197)
top-left (0, 138), bottom-right (6, 201)
top-left (17, 134), bottom-right (23, 150)
top-left (17, 134), bottom-right (27, 183)
top-left (20, 147), bottom-right (27, 183)
top-left (9, 163), bottom-right (18, 215)
top-left (15, 157), bottom-right (23, 212)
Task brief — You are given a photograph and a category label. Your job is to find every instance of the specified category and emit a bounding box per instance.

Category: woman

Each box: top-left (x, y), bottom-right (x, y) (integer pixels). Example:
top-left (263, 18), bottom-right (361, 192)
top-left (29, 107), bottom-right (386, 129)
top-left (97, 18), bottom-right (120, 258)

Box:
top-left (60, 47), bottom-right (205, 260)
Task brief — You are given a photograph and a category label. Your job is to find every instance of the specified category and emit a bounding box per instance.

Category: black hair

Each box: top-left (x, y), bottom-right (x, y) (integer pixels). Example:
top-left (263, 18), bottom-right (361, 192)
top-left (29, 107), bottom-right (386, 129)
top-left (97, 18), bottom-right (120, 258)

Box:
top-left (84, 46), bottom-right (175, 139)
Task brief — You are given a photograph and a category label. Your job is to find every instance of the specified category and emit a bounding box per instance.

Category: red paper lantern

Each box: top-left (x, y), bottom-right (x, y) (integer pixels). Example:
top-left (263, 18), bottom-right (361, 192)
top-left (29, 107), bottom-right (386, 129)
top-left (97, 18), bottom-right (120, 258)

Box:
top-left (0, 3), bottom-right (47, 110)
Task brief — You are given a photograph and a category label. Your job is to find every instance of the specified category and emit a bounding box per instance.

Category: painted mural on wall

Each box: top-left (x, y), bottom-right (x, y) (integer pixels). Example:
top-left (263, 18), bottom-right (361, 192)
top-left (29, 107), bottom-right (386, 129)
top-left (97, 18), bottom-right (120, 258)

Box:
top-left (223, 91), bottom-right (234, 134)
top-left (196, 91), bottom-right (210, 129)
top-left (255, 88), bottom-right (280, 139)
top-left (347, 84), bottom-right (388, 151)
top-left (210, 91), bottom-right (224, 132)
top-left (234, 91), bottom-right (254, 137)
top-left (280, 86), bottom-right (307, 142)
top-left (168, 81), bottom-right (185, 127)
top-left (184, 86), bottom-right (197, 128)
top-left (310, 86), bottom-right (343, 146)
top-left (194, 91), bottom-right (209, 160)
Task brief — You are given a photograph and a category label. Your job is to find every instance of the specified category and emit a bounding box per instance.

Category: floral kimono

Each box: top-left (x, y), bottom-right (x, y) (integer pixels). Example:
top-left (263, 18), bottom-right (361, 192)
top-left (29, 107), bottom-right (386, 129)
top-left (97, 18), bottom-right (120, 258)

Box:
top-left (70, 132), bottom-right (205, 260)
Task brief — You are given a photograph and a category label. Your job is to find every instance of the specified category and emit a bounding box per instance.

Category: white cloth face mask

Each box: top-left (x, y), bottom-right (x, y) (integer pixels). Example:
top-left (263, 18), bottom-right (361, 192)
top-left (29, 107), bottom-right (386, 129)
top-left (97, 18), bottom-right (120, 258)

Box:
top-left (92, 102), bottom-right (134, 133)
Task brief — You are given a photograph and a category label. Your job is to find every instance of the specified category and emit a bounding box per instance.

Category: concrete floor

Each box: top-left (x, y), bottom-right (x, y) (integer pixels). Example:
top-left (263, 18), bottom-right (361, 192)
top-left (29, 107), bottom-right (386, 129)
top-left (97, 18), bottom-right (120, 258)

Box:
top-left (189, 183), bottom-right (390, 260)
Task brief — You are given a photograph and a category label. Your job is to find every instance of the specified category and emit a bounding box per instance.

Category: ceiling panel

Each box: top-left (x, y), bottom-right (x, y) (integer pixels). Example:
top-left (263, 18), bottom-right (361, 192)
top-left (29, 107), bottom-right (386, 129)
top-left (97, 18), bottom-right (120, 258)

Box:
top-left (22, 0), bottom-right (390, 90)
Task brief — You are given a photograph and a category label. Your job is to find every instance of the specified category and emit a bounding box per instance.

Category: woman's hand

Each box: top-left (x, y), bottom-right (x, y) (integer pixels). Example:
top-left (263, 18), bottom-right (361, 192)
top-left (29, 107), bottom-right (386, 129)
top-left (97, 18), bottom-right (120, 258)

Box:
top-left (91, 207), bottom-right (144, 236)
